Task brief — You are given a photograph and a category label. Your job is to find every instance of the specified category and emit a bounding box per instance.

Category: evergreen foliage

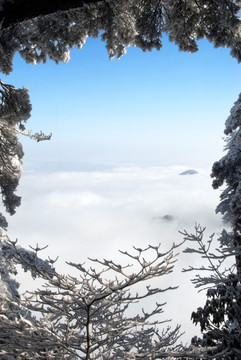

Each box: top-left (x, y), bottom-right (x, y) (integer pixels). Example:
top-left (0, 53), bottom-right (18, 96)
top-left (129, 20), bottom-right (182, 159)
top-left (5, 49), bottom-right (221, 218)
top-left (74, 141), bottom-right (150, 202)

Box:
top-left (182, 225), bottom-right (241, 359)
top-left (182, 95), bottom-right (241, 357)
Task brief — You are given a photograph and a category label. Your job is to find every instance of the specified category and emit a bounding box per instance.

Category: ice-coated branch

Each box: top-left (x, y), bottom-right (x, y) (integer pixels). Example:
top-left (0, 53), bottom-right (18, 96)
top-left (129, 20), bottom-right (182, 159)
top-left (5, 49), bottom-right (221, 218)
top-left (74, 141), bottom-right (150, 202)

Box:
top-left (16, 128), bottom-right (52, 142)
top-left (181, 223), bottom-right (241, 357)
top-left (181, 225), bottom-right (227, 289)
top-left (0, 231), bottom-right (62, 359)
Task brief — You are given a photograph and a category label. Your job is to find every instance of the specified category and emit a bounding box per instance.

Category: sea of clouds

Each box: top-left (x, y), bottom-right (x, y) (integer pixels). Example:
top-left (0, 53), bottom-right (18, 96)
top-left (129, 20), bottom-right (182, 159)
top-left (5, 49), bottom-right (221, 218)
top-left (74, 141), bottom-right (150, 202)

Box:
top-left (7, 163), bottom-right (224, 343)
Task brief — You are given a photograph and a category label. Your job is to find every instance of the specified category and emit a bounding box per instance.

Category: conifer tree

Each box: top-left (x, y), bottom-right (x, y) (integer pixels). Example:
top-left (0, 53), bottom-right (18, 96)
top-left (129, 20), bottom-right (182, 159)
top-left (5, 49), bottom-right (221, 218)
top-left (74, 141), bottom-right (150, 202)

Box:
top-left (181, 96), bottom-right (241, 359)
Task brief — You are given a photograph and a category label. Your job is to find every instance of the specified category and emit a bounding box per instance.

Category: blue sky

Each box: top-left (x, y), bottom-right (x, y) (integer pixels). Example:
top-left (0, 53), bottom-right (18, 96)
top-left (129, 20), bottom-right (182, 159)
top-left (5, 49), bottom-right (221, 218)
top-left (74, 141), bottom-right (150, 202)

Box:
top-left (2, 34), bottom-right (241, 168)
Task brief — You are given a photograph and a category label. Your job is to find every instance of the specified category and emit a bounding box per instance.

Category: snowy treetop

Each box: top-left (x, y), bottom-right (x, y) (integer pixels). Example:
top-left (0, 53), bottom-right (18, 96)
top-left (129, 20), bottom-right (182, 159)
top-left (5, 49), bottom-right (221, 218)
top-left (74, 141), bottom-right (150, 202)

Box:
top-left (1, 1), bottom-right (241, 74)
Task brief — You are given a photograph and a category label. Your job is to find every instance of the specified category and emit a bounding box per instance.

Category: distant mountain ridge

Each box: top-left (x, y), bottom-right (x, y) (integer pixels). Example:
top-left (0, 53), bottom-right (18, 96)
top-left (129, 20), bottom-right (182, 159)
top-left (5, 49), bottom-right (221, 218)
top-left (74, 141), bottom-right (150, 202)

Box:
top-left (179, 169), bottom-right (198, 175)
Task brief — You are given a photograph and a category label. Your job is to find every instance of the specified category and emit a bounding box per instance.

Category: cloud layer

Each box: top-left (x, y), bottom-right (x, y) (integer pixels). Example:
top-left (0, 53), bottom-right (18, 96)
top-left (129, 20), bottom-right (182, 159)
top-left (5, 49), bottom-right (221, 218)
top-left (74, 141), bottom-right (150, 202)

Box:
top-left (7, 164), bottom-right (224, 343)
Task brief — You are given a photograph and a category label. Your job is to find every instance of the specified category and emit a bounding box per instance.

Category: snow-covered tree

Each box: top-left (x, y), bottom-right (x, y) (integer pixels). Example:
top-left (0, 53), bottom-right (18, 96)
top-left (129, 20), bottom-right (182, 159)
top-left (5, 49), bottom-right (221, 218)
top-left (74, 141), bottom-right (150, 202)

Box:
top-left (182, 225), bottom-right (241, 359)
top-left (1, 0), bottom-right (241, 74)
top-left (212, 93), bottom-right (241, 278)
top-left (0, 76), bottom-right (51, 360)
top-left (0, 80), bottom-right (30, 216)
top-left (181, 95), bottom-right (241, 358)
top-left (0, 80), bottom-right (51, 218)
top-left (0, 231), bottom-right (54, 359)
top-left (0, 234), bottom-right (186, 359)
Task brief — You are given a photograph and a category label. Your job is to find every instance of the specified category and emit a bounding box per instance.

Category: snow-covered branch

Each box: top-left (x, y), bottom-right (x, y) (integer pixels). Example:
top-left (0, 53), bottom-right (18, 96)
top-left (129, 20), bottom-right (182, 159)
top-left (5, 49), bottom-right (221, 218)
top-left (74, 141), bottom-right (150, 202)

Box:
top-left (0, 80), bottom-right (51, 216)
top-left (0, 236), bottom-right (185, 359)
top-left (1, 1), bottom-right (241, 74)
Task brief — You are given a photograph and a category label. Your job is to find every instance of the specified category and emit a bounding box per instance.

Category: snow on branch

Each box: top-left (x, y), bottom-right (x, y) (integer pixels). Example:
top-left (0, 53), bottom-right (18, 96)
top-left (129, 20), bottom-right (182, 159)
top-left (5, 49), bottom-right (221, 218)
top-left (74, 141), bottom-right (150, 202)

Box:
top-left (0, 80), bottom-right (51, 215)
top-left (0, 237), bottom-right (187, 359)
top-left (1, 1), bottom-right (241, 74)
top-left (181, 224), bottom-right (234, 290)
top-left (181, 224), bottom-right (241, 358)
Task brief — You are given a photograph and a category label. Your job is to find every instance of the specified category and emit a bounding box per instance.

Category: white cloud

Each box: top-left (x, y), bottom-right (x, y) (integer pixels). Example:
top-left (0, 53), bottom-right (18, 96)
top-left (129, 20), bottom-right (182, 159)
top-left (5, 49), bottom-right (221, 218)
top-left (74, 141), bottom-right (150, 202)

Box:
top-left (7, 164), bottom-right (224, 343)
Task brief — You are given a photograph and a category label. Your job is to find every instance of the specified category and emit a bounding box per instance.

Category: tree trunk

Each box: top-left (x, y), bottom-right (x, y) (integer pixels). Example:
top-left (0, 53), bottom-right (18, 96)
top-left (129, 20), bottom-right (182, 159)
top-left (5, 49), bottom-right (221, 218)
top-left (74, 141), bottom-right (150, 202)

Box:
top-left (0, 0), bottom-right (102, 30)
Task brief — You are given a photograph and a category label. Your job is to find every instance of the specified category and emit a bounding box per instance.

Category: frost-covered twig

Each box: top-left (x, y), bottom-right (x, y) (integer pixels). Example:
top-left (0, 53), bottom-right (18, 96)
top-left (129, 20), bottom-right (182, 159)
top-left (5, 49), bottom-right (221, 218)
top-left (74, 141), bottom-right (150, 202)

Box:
top-left (0, 235), bottom-right (184, 359)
